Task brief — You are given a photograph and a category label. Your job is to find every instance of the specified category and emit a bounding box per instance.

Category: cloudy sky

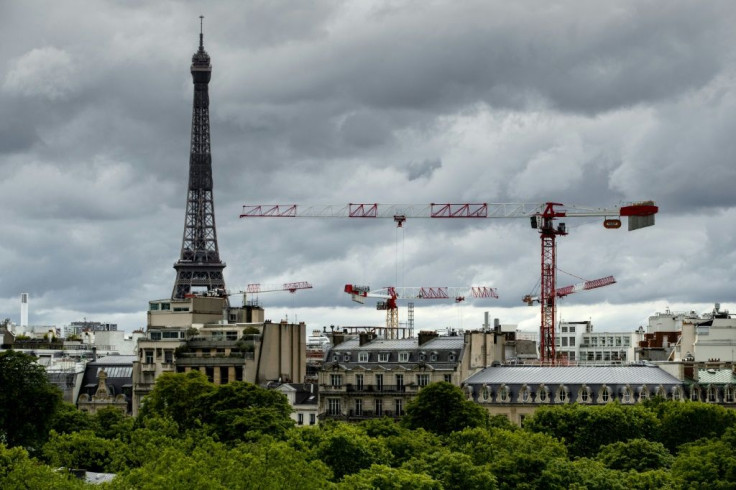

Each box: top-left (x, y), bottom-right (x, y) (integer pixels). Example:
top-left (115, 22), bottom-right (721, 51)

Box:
top-left (2, 0), bottom-right (735, 335)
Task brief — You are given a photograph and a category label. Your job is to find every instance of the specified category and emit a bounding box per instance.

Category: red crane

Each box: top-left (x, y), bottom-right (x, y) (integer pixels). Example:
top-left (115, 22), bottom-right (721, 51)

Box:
top-left (240, 200), bottom-right (658, 362)
top-left (344, 284), bottom-right (498, 339)
top-left (227, 281), bottom-right (313, 305)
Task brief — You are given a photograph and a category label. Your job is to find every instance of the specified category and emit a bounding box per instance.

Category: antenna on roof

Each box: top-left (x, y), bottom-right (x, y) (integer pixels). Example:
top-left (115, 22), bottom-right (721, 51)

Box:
top-left (199, 15), bottom-right (204, 48)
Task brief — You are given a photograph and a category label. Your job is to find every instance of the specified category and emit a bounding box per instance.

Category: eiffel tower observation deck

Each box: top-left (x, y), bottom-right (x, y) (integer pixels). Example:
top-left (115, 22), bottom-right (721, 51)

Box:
top-left (172, 17), bottom-right (226, 300)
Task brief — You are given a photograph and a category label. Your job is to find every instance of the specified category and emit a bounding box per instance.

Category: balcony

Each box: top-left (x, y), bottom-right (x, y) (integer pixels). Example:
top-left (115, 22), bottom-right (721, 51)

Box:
top-left (175, 355), bottom-right (248, 367)
top-left (141, 363), bottom-right (156, 373)
top-left (345, 384), bottom-right (408, 394)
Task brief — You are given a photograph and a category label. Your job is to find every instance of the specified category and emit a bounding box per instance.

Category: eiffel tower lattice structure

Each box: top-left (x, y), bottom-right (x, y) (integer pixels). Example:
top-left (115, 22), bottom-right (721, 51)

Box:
top-left (172, 17), bottom-right (226, 300)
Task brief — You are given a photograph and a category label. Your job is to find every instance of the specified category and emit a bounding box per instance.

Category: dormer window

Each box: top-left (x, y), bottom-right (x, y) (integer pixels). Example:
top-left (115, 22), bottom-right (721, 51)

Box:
top-left (343, 353), bottom-right (351, 362)
top-left (358, 352), bottom-right (369, 362)
top-left (430, 352), bottom-right (438, 362)
top-left (448, 352), bottom-right (456, 362)
top-left (378, 353), bottom-right (389, 362)
top-left (398, 352), bottom-right (409, 362)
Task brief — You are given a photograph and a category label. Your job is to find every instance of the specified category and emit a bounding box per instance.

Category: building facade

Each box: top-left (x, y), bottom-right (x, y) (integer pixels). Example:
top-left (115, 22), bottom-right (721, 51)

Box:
top-left (318, 329), bottom-right (505, 422)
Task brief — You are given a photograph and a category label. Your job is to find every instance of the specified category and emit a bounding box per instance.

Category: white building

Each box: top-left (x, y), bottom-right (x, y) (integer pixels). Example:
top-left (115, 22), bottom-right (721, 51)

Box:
top-left (555, 321), bottom-right (636, 364)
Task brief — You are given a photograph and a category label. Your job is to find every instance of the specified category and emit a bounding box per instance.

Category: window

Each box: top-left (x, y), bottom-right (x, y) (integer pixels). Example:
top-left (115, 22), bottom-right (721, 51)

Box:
top-left (150, 303), bottom-right (160, 311)
top-left (164, 350), bottom-right (173, 364)
top-left (396, 374), bottom-right (404, 390)
top-left (558, 387), bottom-right (567, 402)
top-left (602, 387), bottom-right (610, 402)
top-left (150, 331), bottom-right (162, 340)
top-left (569, 337), bottom-right (575, 347)
top-left (499, 386), bottom-right (509, 402)
top-left (145, 350), bottom-right (154, 364)
top-left (708, 387), bottom-right (717, 403)
top-left (298, 413), bottom-right (304, 425)
top-left (690, 387), bottom-right (700, 401)
top-left (375, 399), bottom-right (383, 416)
top-left (444, 374), bottom-right (452, 383)
top-left (162, 331), bottom-right (180, 339)
top-left (672, 387), bottom-right (682, 401)
top-left (482, 386), bottom-right (489, 401)
top-left (418, 353), bottom-right (426, 361)
top-left (431, 353), bottom-right (438, 362)
top-left (226, 331), bottom-right (237, 341)
top-left (448, 352), bottom-right (456, 362)
top-left (395, 399), bottom-right (404, 416)
top-left (376, 374), bottom-right (384, 391)
top-left (561, 337), bottom-right (568, 347)
top-left (309, 414), bottom-right (316, 425)
top-left (330, 374), bottom-right (343, 388)
top-left (561, 326), bottom-right (568, 333)
top-left (538, 387), bottom-right (547, 402)
top-left (355, 399), bottom-right (363, 416)
top-left (343, 354), bottom-right (351, 362)
top-left (358, 352), bottom-right (369, 362)
top-left (521, 387), bottom-right (530, 403)
top-left (726, 386), bottom-right (735, 403)
top-left (622, 388), bottom-right (632, 403)
top-left (161, 303), bottom-right (170, 311)
top-left (580, 387), bottom-right (589, 402)
top-left (417, 374), bottom-right (429, 387)
top-left (398, 352), bottom-right (409, 362)
top-left (328, 398), bottom-right (341, 416)
top-left (569, 352), bottom-right (576, 360)
top-left (378, 353), bottom-right (389, 362)
top-left (569, 326), bottom-right (576, 333)
top-left (355, 374), bottom-right (364, 391)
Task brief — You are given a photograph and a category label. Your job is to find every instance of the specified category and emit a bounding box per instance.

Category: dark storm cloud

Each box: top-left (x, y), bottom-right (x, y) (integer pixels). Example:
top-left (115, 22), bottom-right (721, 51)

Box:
top-left (1, 0), bottom-right (735, 331)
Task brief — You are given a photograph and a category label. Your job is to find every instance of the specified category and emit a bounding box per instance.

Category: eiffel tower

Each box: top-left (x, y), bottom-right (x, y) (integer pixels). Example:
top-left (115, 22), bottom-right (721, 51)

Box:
top-left (172, 17), bottom-right (226, 299)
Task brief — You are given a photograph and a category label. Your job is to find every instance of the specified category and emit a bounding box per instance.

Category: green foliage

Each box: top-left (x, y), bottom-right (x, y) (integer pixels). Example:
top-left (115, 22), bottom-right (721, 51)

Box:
top-left (652, 400), bottom-right (736, 452)
top-left (404, 448), bottom-right (497, 489)
top-left (0, 351), bottom-right (63, 449)
top-left (0, 443), bottom-right (83, 489)
top-left (670, 437), bottom-right (736, 489)
top-left (196, 381), bottom-right (294, 442)
top-left (50, 403), bottom-right (95, 435)
top-left (596, 438), bottom-right (674, 472)
top-left (42, 430), bottom-right (127, 473)
top-left (339, 464), bottom-right (442, 489)
top-left (93, 406), bottom-right (134, 440)
top-left (316, 423), bottom-right (391, 480)
top-left (524, 403), bottom-right (659, 458)
top-left (138, 370), bottom-right (214, 427)
top-left (402, 382), bottom-right (488, 435)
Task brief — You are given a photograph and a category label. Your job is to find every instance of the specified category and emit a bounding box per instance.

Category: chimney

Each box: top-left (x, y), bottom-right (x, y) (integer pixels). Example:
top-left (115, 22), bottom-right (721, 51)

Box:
top-left (332, 333), bottom-right (345, 346)
top-left (359, 332), bottom-right (376, 346)
top-left (418, 330), bottom-right (439, 346)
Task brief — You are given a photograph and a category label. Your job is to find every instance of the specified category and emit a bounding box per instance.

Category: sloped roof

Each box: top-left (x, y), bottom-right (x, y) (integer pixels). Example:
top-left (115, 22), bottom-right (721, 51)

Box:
top-left (465, 365), bottom-right (682, 386)
top-left (697, 368), bottom-right (736, 384)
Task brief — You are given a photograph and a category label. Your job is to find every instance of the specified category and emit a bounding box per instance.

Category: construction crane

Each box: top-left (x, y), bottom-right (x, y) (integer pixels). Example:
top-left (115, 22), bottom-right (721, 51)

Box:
top-left (227, 281), bottom-right (313, 306)
top-left (344, 284), bottom-right (498, 339)
top-left (241, 200), bottom-right (658, 362)
top-left (523, 275), bottom-right (616, 305)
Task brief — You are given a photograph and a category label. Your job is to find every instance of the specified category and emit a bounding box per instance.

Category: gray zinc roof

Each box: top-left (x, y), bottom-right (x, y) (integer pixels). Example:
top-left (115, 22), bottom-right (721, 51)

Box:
top-left (330, 336), bottom-right (464, 351)
top-left (465, 365), bottom-right (682, 386)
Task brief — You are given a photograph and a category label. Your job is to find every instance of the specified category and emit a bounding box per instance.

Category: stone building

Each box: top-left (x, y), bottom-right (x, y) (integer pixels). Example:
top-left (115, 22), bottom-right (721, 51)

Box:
top-left (131, 295), bottom-right (306, 416)
top-left (464, 365), bottom-right (683, 425)
top-left (318, 329), bottom-right (505, 422)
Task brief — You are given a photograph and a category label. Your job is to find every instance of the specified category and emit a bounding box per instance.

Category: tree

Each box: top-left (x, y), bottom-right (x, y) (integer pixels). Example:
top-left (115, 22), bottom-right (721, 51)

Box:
top-left (339, 464), bottom-right (442, 489)
top-left (403, 448), bottom-right (497, 489)
top-left (316, 423), bottom-right (391, 480)
top-left (402, 382), bottom-right (488, 435)
top-left (138, 370), bottom-right (214, 427)
top-left (596, 438), bottom-right (674, 472)
top-left (670, 438), bottom-right (736, 488)
top-left (196, 381), bottom-right (294, 442)
top-left (653, 401), bottom-right (736, 452)
top-left (42, 430), bottom-right (127, 473)
top-left (0, 443), bottom-right (82, 489)
top-left (0, 351), bottom-right (63, 449)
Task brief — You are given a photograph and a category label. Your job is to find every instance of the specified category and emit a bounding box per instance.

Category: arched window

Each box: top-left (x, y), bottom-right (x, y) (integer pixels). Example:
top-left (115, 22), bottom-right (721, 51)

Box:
top-left (725, 385), bottom-right (735, 403)
top-left (498, 384), bottom-right (509, 403)
top-left (707, 385), bottom-right (718, 403)
top-left (579, 385), bottom-right (590, 403)
top-left (538, 385), bottom-right (548, 403)
top-left (656, 385), bottom-right (666, 399)
top-left (639, 386), bottom-right (649, 402)
top-left (557, 385), bottom-right (568, 403)
top-left (622, 386), bottom-right (633, 403)
top-left (520, 385), bottom-right (530, 403)
top-left (600, 385), bottom-right (610, 403)
top-left (690, 386), bottom-right (700, 401)
top-left (481, 385), bottom-right (490, 401)
top-left (672, 386), bottom-right (683, 401)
